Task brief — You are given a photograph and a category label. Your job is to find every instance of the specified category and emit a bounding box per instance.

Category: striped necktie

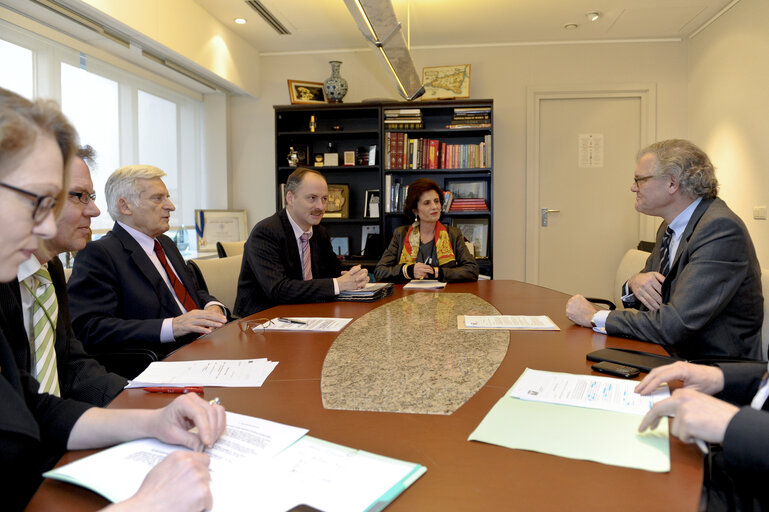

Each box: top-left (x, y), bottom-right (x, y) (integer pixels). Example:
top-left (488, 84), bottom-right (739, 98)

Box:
top-left (25, 267), bottom-right (61, 396)
top-left (153, 240), bottom-right (198, 312)
top-left (659, 226), bottom-right (674, 276)
top-left (300, 232), bottom-right (313, 280)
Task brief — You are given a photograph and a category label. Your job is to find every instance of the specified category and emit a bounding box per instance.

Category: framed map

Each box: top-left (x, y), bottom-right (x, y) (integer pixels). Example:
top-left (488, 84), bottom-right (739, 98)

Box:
top-left (422, 64), bottom-right (471, 99)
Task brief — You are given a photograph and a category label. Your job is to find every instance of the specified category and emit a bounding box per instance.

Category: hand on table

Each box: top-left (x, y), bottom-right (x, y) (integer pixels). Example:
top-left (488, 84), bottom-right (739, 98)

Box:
top-left (338, 265), bottom-right (369, 291)
top-left (565, 294), bottom-right (598, 327)
top-left (412, 262), bottom-right (435, 280)
top-left (147, 393), bottom-right (226, 452)
top-left (172, 309), bottom-right (227, 338)
top-left (628, 271), bottom-right (665, 310)
top-left (634, 361), bottom-right (725, 397)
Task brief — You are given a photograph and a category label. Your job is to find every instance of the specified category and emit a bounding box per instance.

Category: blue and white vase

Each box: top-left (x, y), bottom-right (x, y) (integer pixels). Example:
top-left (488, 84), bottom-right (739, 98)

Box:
top-left (323, 60), bottom-right (348, 103)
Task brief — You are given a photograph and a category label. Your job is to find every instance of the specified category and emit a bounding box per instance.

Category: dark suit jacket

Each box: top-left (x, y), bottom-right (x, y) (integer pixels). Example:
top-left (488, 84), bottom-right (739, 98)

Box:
top-left (0, 315), bottom-right (92, 511)
top-left (68, 223), bottom-right (219, 357)
top-left (374, 224), bottom-right (479, 283)
top-left (702, 362), bottom-right (769, 510)
top-left (606, 198), bottom-right (763, 360)
top-left (0, 257), bottom-right (126, 406)
top-left (234, 209), bottom-right (342, 317)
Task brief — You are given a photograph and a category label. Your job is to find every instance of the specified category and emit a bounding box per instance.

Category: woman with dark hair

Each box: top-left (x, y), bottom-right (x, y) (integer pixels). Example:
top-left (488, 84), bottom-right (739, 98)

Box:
top-left (375, 178), bottom-right (478, 282)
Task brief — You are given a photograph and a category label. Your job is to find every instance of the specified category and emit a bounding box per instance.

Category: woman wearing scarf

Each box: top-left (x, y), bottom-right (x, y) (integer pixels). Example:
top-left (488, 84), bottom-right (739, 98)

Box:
top-left (375, 178), bottom-right (479, 283)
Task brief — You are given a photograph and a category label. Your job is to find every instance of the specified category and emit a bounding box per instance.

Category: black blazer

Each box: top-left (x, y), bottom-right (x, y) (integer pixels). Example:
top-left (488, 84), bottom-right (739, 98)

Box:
top-left (68, 223), bottom-right (219, 356)
top-left (0, 257), bottom-right (126, 406)
top-left (234, 209), bottom-right (342, 317)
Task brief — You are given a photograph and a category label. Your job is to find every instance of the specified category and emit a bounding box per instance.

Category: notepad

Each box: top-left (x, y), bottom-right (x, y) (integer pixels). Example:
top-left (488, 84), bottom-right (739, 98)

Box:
top-left (125, 359), bottom-right (277, 388)
top-left (457, 315), bottom-right (559, 330)
top-left (403, 280), bottom-right (446, 289)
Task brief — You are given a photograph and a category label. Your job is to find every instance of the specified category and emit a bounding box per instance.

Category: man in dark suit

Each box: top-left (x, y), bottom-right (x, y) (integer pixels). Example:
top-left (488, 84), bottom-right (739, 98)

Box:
top-left (68, 165), bottom-right (227, 358)
top-left (637, 361), bottom-right (769, 510)
top-left (566, 139), bottom-right (762, 360)
top-left (234, 168), bottom-right (369, 317)
top-left (0, 146), bottom-right (126, 406)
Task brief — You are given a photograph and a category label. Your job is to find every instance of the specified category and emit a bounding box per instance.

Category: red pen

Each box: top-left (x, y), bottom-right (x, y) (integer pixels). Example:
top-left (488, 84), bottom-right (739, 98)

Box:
top-left (144, 386), bottom-right (204, 394)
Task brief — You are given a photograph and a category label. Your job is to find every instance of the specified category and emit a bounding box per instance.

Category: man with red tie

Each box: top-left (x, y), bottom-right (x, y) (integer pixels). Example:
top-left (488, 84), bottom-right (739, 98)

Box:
top-left (68, 165), bottom-right (226, 360)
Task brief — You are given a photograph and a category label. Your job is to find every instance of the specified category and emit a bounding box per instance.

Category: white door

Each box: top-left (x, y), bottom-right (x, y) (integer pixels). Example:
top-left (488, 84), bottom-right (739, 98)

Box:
top-left (526, 88), bottom-right (653, 299)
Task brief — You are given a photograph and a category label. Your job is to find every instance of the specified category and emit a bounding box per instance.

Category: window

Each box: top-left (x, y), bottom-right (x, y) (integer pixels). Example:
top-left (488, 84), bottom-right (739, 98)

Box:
top-left (0, 38), bottom-right (33, 99)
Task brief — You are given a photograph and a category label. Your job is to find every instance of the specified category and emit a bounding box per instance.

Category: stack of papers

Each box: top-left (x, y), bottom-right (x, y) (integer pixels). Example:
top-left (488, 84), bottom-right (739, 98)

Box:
top-left (469, 368), bottom-right (672, 472)
top-left (259, 317), bottom-right (352, 332)
top-left (44, 412), bottom-right (427, 512)
top-left (126, 359), bottom-right (277, 388)
top-left (403, 280), bottom-right (446, 290)
top-left (338, 282), bottom-right (394, 302)
top-left (458, 315), bottom-right (559, 330)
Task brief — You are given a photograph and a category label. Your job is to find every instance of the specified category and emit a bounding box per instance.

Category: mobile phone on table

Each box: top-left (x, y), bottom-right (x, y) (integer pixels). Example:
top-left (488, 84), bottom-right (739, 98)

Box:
top-left (591, 361), bottom-right (640, 379)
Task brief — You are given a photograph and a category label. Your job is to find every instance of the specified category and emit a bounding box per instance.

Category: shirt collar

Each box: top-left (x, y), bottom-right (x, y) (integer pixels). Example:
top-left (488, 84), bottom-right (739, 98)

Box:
top-left (285, 209), bottom-right (312, 241)
top-left (117, 220), bottom-right (156, 253)
top-left (667, 197), bottom-right (702, 238)
top-left (17, 254), bottom-right (43, 283)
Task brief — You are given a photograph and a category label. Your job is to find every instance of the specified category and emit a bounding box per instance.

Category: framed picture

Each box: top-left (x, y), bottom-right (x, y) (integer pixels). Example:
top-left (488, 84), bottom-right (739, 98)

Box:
top-left (421, 64), bottom-right (471, 100)
top-left (287, 80), bottom-right (326, 104)
top-left (343, 150), bottom-right (356, 166)
top-left (324, 184), bottom-right (350, 219)
top-left (330, 236), bottom-right (350, 258)
top-left (445, 179), bottom-right (488, 200)
top-left (364, 189), bottom-right (380, 218)
top-left (294, 144), bottom-right (310, 165)
top-left (453, 217), bottom-right (488, 258)
top-left (195, 209), bottom-right (248, 253)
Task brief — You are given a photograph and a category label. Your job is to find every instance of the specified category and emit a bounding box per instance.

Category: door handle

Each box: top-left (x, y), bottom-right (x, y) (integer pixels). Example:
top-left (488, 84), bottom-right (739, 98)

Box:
top-left (541, 208), bottom-right (560, 227)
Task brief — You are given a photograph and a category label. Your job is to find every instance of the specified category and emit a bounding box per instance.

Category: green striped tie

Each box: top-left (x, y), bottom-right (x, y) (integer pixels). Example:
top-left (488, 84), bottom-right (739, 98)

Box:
top-left (27, 267), bottom-right (61, 396)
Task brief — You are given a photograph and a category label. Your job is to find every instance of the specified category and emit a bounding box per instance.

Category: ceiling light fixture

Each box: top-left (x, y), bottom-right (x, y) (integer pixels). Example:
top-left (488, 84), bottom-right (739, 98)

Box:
top-left (564, 23), bottom-right (579, 30)
top-left (234, 17), bottom-right (247, 24)
top-left (586, 11), bottom-right (600, 22)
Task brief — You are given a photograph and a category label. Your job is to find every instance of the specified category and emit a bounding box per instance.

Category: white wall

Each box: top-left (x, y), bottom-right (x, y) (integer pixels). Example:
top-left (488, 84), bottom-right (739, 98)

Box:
top-left (688, 0), bottom-right (769, 268)
top-left (229, 42), bottom-right (688, 280)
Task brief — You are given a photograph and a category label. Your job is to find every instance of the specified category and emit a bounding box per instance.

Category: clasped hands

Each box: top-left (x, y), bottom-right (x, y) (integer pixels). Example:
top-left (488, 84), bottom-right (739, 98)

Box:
top-left (636, 362), bottom-right (739, 446)
top-left (338, 264), bottom-right (369, 291)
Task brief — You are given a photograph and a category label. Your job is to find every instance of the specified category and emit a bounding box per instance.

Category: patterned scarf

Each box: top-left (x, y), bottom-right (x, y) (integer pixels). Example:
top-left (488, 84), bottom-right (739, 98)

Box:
top-left (399, 221), bottom-right (456, 266)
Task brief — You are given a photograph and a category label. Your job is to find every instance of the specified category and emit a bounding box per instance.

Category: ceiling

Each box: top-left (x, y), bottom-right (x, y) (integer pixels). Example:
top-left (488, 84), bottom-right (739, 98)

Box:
top-left (192, 0), bottom-right (739, 54)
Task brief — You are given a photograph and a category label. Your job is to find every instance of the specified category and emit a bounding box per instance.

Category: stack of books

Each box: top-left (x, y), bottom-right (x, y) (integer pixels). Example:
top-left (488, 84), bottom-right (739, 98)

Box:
top-left (446, 107), bottom-right (492, 129)
top-left (386, 134), bottom-right (491, 170)
top-left (449, 197), bottom-right (489, 212)
top-left (384, 108), bottom-right (423, 130)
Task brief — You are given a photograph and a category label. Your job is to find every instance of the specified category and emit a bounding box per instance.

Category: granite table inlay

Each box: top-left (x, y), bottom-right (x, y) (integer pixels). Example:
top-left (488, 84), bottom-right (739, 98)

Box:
top-left (321, 293), bottom-right (509, 414)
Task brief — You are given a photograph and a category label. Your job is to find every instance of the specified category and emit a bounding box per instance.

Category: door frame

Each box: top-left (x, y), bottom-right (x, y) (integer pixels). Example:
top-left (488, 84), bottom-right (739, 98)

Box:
top-left (524, 83), bottom-right (657, 284)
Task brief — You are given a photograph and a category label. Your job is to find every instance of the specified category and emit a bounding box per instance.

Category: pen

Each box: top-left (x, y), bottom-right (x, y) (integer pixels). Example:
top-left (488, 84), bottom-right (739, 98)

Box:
top-left (278, 317), bottom-right (307, 325)
top-left (198, 397), bottom-right (222, 453)
top-left (144, 386), bottom-right (204, 394)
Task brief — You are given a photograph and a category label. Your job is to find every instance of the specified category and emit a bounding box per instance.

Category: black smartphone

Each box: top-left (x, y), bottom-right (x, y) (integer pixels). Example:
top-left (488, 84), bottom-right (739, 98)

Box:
top-left (591, 361), bottom-right (640, 379)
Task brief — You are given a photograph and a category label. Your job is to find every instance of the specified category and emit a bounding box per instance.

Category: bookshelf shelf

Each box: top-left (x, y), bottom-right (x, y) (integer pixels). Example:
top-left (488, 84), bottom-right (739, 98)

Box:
top-left (274, 99), bottom-right (494, 276)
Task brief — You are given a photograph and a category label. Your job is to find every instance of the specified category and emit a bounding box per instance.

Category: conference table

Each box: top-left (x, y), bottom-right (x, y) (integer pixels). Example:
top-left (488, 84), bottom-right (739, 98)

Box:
top-left (29, 281), bottom-right (702, 511)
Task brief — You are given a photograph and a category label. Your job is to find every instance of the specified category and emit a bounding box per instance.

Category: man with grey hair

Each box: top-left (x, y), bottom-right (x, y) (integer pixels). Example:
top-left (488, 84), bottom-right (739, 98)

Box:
top-left (566, 139), bottom-right (763, 360)
top-left (68, 165), bottom-right (226, 364)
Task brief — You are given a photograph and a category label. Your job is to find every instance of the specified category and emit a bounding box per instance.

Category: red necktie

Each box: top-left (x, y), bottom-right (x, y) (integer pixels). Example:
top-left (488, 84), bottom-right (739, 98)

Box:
top-left (153, 240), bottom-right (198, 312)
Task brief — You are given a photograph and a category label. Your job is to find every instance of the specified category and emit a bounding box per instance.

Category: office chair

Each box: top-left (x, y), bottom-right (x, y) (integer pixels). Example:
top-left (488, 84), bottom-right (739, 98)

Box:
top-left (187, 254), bottom-right (243, 315)
top-left (216, 240), bottom-right (246, 258)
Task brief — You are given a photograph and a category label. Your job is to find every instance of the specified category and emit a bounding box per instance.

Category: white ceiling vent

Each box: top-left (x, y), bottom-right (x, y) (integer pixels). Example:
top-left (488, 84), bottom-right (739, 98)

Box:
top-left (244, 0), bottom-right (290, 35)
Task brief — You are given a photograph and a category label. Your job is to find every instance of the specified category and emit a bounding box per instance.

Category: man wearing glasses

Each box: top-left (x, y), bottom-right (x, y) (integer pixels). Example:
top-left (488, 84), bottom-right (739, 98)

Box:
top-left (0, 146), bottom-right (126, 405)
top-left (566, 139), bottom-right (763, 360)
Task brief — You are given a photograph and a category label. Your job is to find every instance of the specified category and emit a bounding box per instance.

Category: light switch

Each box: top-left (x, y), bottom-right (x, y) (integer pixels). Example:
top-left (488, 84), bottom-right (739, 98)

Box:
top-left (753, 206), bottom-right (767, 220)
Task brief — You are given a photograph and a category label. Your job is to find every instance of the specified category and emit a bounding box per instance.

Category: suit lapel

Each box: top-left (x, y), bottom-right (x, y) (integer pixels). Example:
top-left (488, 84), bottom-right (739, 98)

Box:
top-left (0, 279), bottom-right (32, 371)
top-left (667, 197), bottom-right (712, 278)
top-left (112, 224), bottom-right (183, 316)
top-left (280, 210), bottom-right (303, 278)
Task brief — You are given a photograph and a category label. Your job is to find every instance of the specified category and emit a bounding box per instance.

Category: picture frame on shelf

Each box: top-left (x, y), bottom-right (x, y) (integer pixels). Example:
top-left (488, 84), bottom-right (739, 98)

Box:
top-left (324, 153), bottom-right (339, 166)
top-left (343, 151), bottom-right (356, 166)
top-left (324, 184), bottom-right (350, 219)
top-left (294, 144), bottom-right (309, 165)
top-left (421, 64), bottom-right (471, 100)
top-left (195, 209), bottom-right (248, 253)
top-left (330, 236), bottom-right (350, 258)
top-left (279, 183), bottom-right (287, 209)
top-left (453, 217), bottom-right (488, 258)
top-left (364, 189), bottom-right (380, 218)
top-left (287, 80), bottom-right (326, 104)
top-left (444, 179), bottom-right (488, 200)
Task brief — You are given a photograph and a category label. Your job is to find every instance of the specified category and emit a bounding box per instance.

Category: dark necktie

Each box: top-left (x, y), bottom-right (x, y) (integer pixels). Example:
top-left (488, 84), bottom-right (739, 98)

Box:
top-left (153, 240), bottom-right (198, 312)
top-left (659, 226), bottom-right (674, 276)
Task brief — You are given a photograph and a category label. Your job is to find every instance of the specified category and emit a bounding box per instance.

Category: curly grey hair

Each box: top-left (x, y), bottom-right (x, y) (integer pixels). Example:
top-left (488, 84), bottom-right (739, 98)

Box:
top-left (105, 164), bottom-right (166, 221)
top-left (638, 139), bottom-right (718, 199)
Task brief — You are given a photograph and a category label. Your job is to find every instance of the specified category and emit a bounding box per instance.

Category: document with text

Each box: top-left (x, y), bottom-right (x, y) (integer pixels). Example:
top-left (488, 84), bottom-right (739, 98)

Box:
top-left (44, 412), bottom-right (426, 511)
top-left (259, 317), bottom-right (352, 332)
top-left (126, 359), bottom-right (278, 388)
top-left (403, 280), bottom-right (447, 289)
top-left (509, 368), bottom-right (670, 415)
top-left (459, 315), bottom-right (559, 331)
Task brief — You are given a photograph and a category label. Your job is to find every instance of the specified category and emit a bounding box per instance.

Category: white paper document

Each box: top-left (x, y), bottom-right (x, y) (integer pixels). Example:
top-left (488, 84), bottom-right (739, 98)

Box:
top-left (461, 315), bottom-right (559, 330)
top-left (126, 359), bottom-right (277, 388)
top-left (403, 280), bottom-right (447, 289)
top-left (260, 317), bottom-right (352, 332)
top-left (510, 368), bottom-right (670, 416)
top-left (44, 412), bottom-right (426, 511)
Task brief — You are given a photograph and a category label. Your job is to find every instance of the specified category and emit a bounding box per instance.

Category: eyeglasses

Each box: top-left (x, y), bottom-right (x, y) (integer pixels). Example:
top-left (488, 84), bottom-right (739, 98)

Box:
top-left (633, 174), bottom-right (657, 187)
top-left (69, 190), bottom-right (97, 204)
top-left (0, 182), bottom-right (57, 224)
